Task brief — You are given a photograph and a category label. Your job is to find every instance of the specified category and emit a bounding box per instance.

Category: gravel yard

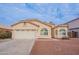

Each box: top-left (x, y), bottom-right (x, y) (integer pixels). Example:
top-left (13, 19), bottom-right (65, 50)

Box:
top-left (30, 38), bottom-right (79, 55)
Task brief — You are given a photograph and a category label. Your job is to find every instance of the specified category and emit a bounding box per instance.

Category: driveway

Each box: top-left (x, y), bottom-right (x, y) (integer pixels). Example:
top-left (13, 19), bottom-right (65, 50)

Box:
top-left (0, 39), bottom-right (35, 55)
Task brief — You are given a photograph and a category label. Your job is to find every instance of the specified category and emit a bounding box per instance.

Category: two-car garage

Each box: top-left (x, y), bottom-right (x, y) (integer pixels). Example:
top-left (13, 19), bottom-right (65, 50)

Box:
top-left (12, 29), bottom-right (37, 39)
top-left (11, 21), bottom-right (39, 40)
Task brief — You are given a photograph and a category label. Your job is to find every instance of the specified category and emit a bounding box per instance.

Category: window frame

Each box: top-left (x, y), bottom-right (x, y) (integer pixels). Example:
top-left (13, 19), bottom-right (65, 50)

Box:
top-left (55, 30), bottom-right (58, 35)
top-left (59, 29), bottom-right (66, 35)
top-left (40, 28), bottom-right (48, 35)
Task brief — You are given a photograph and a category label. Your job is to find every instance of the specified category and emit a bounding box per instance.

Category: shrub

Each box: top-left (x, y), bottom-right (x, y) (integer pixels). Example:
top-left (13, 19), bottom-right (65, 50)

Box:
top-left (0, 29), bottom-right (12, 39)
top-left (61, 36), bottom-right (69, 40)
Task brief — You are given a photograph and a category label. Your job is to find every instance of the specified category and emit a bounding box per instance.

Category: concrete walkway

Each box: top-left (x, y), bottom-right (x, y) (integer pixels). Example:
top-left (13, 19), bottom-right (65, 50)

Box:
top-left (0, 39), bottom-right (35, 55)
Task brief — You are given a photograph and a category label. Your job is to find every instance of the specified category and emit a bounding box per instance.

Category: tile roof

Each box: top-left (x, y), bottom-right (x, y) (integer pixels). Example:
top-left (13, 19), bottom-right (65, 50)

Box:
top-left (11, 18), bottom-right (55, 27)
top-left (64, 17), bottom-right (79, 24)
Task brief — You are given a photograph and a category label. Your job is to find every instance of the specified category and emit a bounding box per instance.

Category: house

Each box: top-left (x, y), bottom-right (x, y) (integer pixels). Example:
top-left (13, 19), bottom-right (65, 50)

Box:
top-left (11, 19), bottom-right (68, 39)
top-left (65, 18), bottom-right (79, 38)
top-left (0, 24), bottom-right (10, 31)
top-left (54, 24), bottom-right (68, 39)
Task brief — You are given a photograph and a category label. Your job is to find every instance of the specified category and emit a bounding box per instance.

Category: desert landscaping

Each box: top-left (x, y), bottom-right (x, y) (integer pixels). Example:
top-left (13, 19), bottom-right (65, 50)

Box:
top-left (31, 38), bottom-right (79, 55)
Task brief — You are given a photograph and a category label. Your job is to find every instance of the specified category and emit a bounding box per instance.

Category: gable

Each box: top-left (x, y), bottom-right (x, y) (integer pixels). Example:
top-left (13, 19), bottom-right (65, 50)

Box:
top-left (11, 19), bottom-right (55, 29)
top-left (11, 22), bottom-right (38, 29)
top-left (28, 20), bottom-right (55, 28)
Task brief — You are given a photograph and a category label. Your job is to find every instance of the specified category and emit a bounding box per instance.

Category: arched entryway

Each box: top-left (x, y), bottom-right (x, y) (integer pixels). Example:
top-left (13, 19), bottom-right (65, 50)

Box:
top-left (59, 29), bottom-right (67, 38)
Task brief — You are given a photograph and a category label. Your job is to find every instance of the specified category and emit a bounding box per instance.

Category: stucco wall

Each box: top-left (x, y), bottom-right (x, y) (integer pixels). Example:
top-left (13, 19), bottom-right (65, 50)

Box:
top-left (30, 21), bottom-right (52, 38)
top-left (54, 27), bottom-right (68, 38)
top-left (12, 23), bottom-right (38, 29)
top-left (11, 22), bottom-right (38, 39)
top-left (11, 21), bottom-right (52, 39)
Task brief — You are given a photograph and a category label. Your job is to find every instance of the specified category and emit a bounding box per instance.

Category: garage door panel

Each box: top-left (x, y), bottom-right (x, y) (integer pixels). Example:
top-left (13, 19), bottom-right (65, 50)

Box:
top-left (13, 31), bottom-right (36, 39)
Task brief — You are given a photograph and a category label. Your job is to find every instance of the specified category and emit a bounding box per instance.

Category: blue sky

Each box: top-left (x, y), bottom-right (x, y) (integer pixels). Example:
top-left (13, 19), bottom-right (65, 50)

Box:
top-left (0, 3), bottom-right (79, 26)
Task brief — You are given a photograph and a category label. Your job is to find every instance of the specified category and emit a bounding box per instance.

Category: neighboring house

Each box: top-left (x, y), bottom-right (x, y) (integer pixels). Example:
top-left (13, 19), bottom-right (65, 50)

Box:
top-left (65, 18), bottom-right (79, 38)
top-left (0, 24), bottom-right (10, 31)
top-left (11, 19), bottom-right (68, 39)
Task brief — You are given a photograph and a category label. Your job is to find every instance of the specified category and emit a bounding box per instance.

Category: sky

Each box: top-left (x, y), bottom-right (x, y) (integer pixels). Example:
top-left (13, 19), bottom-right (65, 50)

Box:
top-left (0, 3), bottom-right (79, 26)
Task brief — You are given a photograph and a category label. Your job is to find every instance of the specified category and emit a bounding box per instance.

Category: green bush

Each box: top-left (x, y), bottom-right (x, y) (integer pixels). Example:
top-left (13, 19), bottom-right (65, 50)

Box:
top-left (0, 29), bottom-right (12, 39)
top-left (61, 36), bottom-right (69, 40)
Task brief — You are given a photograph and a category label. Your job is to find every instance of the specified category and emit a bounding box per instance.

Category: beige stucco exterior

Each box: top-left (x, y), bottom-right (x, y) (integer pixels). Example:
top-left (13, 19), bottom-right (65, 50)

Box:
top-left (12, 22), bottom-right (38, 30)
top-left (11, 19), bottom-right (68, 39)
top-left (54, 26), bottom-right (68, 38)
top-left (29, 20), bottom-right (53, 38)
top-left (11, 22), bottom-right (38, 39)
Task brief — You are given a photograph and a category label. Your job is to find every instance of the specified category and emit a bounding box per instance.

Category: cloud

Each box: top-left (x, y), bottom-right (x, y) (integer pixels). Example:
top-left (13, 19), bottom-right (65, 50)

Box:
top-left (0, 3), bottom-right (79, 25)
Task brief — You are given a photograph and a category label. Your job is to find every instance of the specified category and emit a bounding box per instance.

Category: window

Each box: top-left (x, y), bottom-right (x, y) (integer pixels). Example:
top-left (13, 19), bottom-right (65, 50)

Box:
top-left (59, 29), bottom-right (66, 35)
top-left (16, 29), bottom-right (20, 31)
top-left (16, 29), bottom-right (25, 31)
top-left (40, 28), bottom-right (48, 35)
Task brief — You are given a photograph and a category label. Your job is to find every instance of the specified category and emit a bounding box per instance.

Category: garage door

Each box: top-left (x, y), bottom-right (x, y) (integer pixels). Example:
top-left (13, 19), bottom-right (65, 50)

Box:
top-left (13, 30), bottom-right (36, 39)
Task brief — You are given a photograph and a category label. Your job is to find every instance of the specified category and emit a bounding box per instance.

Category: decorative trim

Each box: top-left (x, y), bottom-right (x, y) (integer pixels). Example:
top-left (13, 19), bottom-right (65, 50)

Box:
top-left (14, 29), bottom-right (37, 31)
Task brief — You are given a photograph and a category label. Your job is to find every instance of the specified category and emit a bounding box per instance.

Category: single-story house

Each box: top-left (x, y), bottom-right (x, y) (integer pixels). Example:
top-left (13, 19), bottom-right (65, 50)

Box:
top-left (11, 19), bottom-right (68, 39)
top-left (65, 18), bottom-right (79, 38)
top-left (0, 24), bottom-right (10, 31)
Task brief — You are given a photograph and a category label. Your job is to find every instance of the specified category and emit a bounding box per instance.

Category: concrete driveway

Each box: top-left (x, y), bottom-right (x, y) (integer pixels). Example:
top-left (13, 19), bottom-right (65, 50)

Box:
top-left (0, 39), bottom-right (35, 55)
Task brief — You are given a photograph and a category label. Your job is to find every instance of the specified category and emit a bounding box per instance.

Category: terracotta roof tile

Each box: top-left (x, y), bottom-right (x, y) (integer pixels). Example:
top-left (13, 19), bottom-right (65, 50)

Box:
top-left (11, 18), bottom-right (55, 28)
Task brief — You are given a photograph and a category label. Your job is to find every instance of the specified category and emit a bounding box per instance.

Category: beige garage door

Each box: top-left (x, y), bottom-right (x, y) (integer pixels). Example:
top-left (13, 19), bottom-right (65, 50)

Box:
top-left (13, 30), bottom-right (36, 39)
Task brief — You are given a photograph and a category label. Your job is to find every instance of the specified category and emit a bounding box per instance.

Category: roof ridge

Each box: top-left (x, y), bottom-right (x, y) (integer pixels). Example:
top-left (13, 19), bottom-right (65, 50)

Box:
top-left (11, 18), bottom-right (55, 27)
top-left (18, 18), bottom-right (55, 25)
top-left (64, 17), bottom-right (79, 24)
